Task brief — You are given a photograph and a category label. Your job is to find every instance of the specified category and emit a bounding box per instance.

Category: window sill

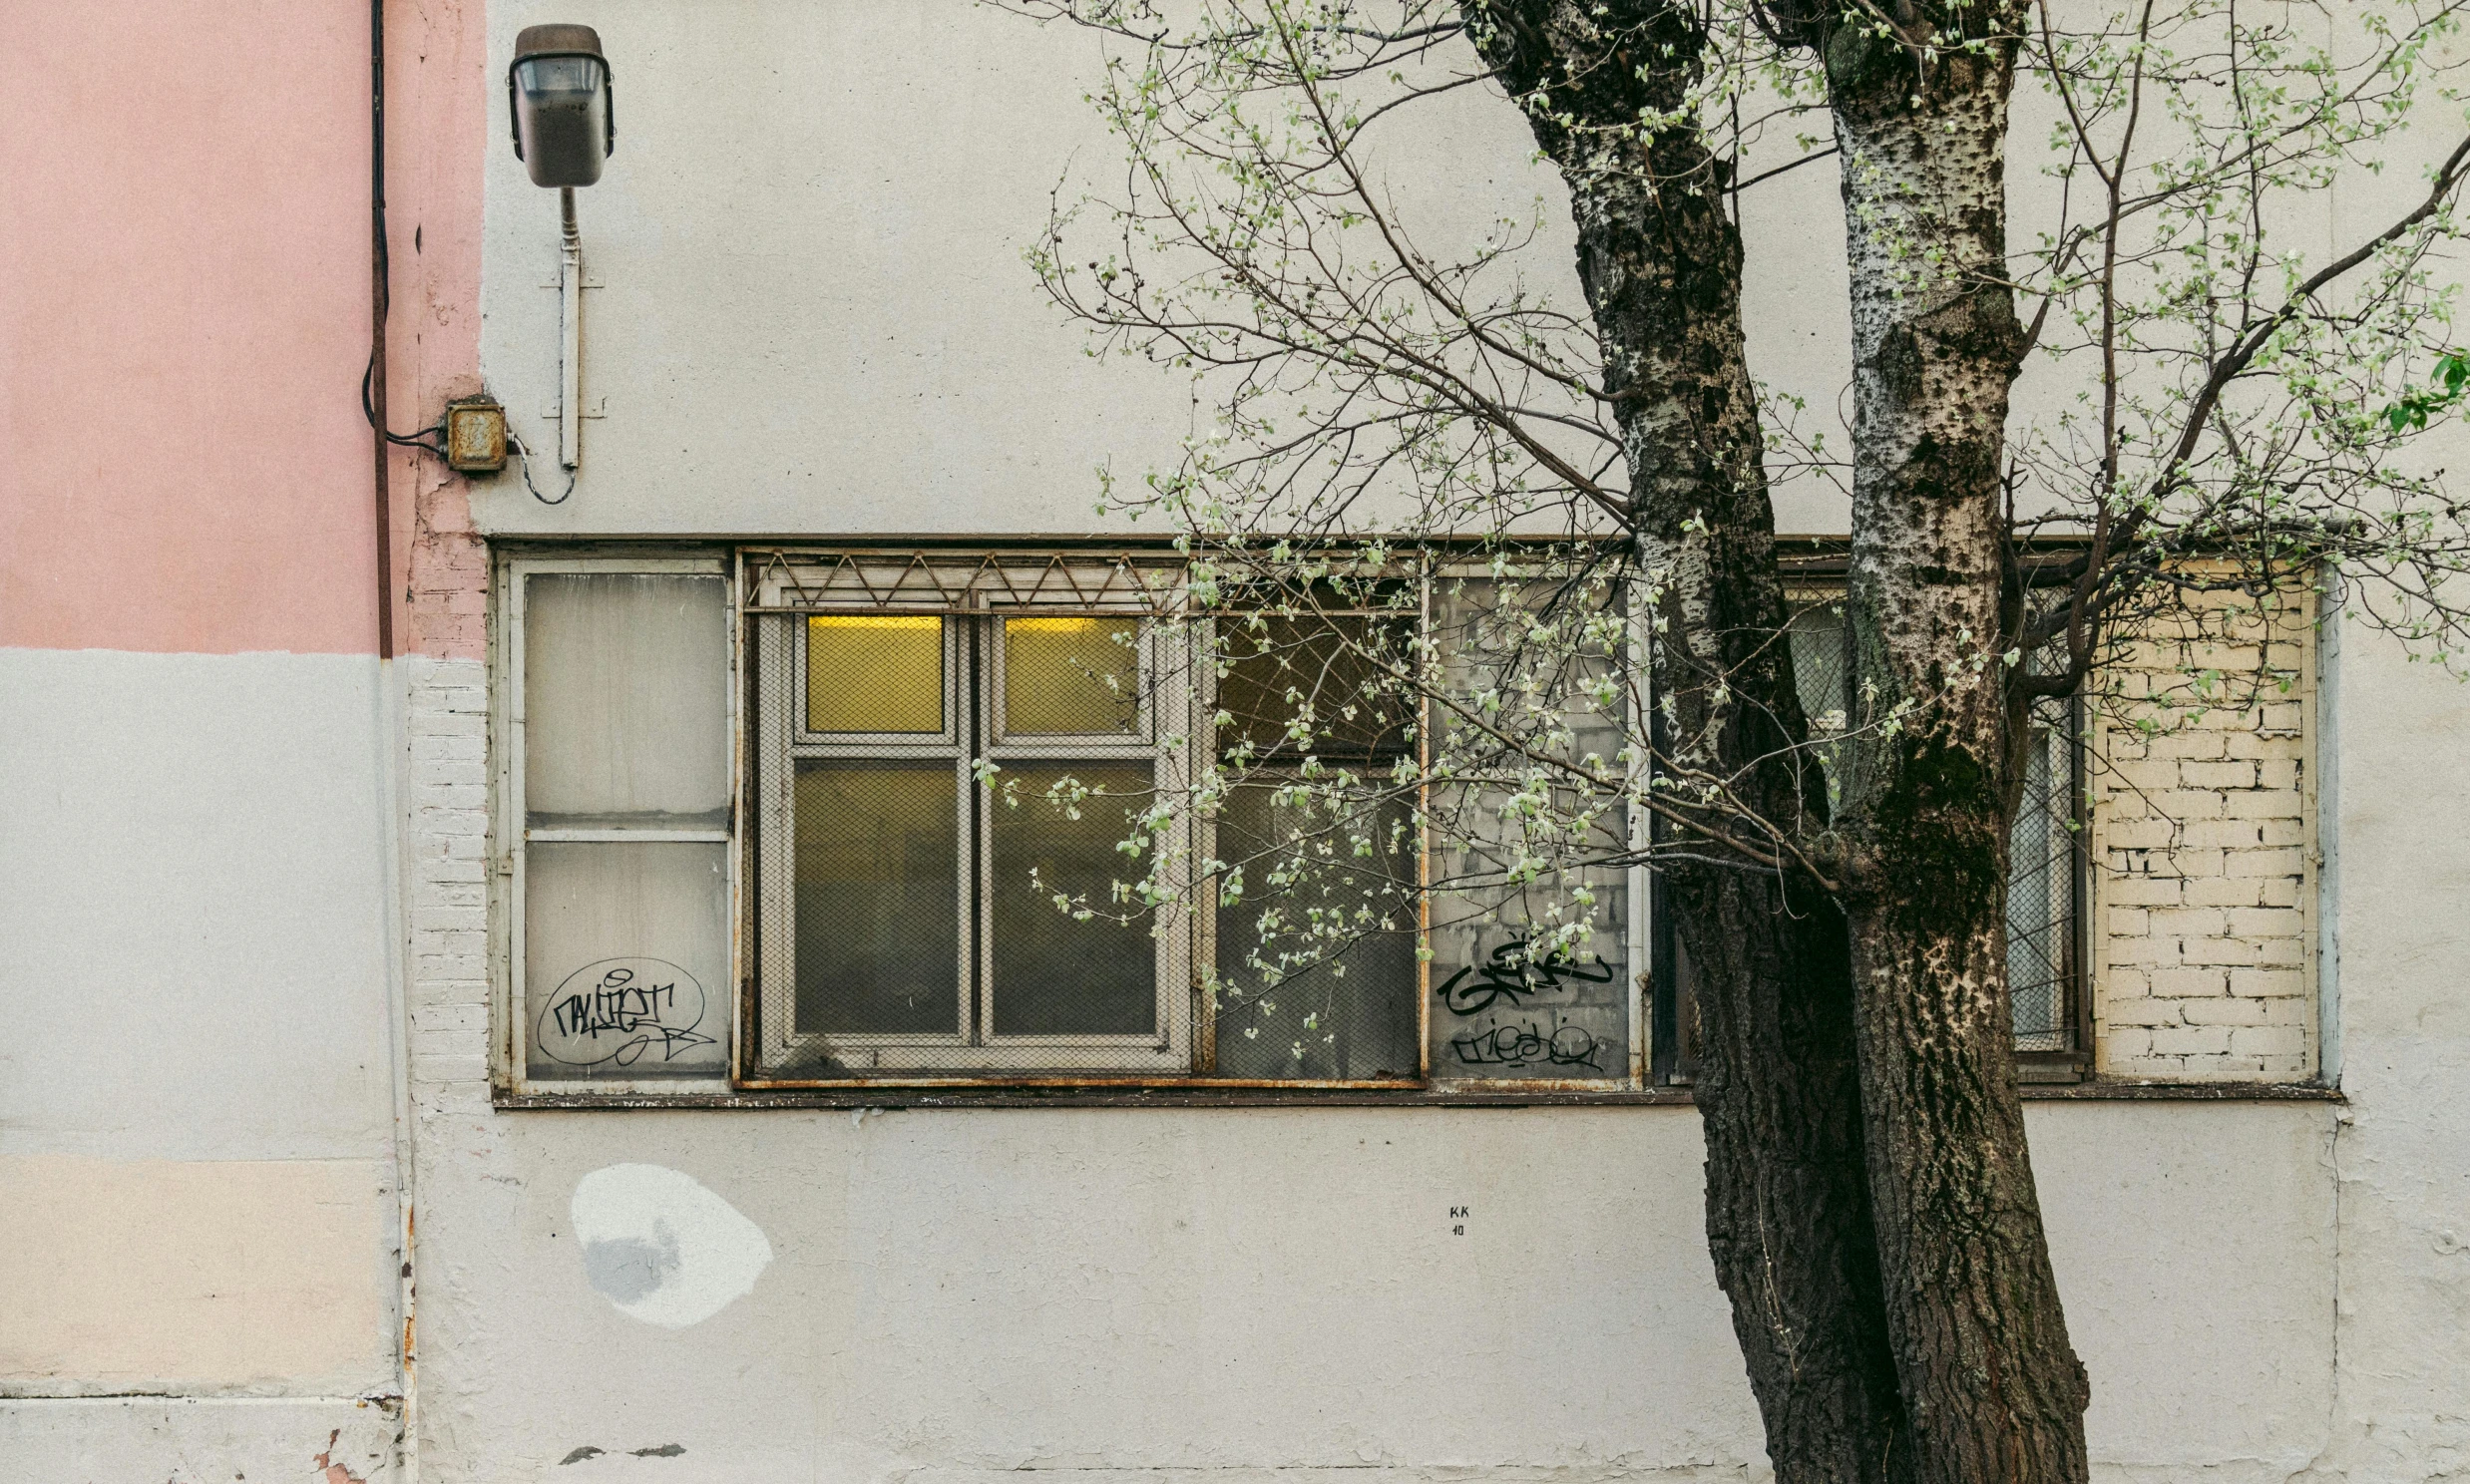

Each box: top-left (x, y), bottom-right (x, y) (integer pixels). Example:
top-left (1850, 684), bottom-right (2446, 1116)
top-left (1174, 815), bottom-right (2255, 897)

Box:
top-left (492, 1077), bottom-right (2341, 1111)
top-left (2015, 1077), bottom-right (2341, 1102)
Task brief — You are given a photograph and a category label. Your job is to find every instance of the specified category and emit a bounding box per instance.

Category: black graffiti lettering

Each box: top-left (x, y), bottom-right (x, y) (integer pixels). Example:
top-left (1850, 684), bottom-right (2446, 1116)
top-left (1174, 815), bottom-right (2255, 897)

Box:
top-left (1436, 938), bottom-right (1617, 1016)
top-left (1446, 1020), bottom-right (1605, 1073)
top-left (543, 961), bottom-right (715, 1066)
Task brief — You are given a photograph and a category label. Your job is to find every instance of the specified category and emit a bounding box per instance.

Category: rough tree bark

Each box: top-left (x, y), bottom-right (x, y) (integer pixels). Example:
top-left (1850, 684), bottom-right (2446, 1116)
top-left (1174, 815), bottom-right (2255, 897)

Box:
top-left (1808, 8), bottom-right (2094, 1481)
top-left (1464, 7), bottom-right (1911, 1480)
top-left (1469, 3), bottom-right (2092, 1480)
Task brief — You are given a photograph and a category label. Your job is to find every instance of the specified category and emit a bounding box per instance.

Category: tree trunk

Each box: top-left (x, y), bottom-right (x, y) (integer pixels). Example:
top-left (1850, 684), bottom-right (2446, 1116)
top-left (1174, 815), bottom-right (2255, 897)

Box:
top-left (1465, 6), bottom-right (1910, 1479)
top-left (1821, 13), bottom-right (2092, 1482)
top-left (1680, 878), bottom-right (1912, 1484)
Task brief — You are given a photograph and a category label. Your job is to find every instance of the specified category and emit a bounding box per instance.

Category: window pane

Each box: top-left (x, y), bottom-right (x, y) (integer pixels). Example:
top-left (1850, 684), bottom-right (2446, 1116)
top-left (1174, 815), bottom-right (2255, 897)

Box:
top-left (2007, 706), bottom-right (2073, 1050)
top-left (990, 763), bottom-right (1156, 1035)
top-left (525, 842), bottom-right (727, 1080)
top-left (1004, 616), bottom-right (1139, 735)
top-left (1786, 600), bottom-right (1850, 723)
top-left (1425, 577), bottom-right (1632, 1083)
top-left (807, 615), bottom-right (943, 733)
top-left (525, 572), bottom-right (729, 827)
top-left (1218, 613), bottom-right (1414, 760)
top-left (1212, 781), bottom-right (1419, 1079)
top-left (1786, 600), bottom-right (1850, 811)
top-left (793, 761), bottom-right (962, 1035)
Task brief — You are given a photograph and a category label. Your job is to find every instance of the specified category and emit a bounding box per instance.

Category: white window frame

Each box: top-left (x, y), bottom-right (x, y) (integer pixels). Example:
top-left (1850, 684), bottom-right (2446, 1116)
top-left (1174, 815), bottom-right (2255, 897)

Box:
top-left (495, 553), bottom-right (739, 1096)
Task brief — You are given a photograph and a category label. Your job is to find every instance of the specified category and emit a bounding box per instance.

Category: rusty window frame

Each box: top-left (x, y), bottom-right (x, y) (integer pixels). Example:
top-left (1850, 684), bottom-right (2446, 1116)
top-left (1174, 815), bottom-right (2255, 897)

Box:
top-left (488, 543), bottom-right (1669, 1101)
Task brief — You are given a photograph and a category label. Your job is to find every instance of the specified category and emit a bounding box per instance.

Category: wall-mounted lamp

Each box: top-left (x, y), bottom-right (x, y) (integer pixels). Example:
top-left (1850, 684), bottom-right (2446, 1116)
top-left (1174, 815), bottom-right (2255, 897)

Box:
top-left (509, 24), bottom-right (613, 472)
top-left (510, 24), bottom-right (613, 186)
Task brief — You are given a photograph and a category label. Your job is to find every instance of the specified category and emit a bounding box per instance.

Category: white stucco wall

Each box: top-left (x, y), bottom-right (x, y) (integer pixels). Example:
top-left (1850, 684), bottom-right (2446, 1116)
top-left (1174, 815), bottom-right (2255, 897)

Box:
top-left (0, 649), bottom-right (403, 1403)
top-left (14, 2), bottom-right (2466, 1480)
top-left (0, 649), bottom-right (405, 1475)
top-left (404, 1096), bottom-right (2342, 1484)
top-left (2310, 615), bottom-right (2470, 1481)
top-left (427, 5), bottom-right (2470, 1482)
top-left (469, 0), bottom-right (1862, 542)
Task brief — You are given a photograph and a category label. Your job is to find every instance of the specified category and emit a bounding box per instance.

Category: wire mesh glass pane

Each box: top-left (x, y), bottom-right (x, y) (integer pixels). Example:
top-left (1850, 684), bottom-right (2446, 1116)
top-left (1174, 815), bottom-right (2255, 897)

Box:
top-left (806, 615), bottom-right (944, 734)
top-left (525, 572), bottom-right (729, 827)
top-left (1217, 614), bottom-right (1414, 761)
top-left (1786, 598), bottom-right (1850, 810)
top-left (2007, 702), bottom-right (2075, 1050)
top-left (525, 841), bottom-right (727, 1080)
top-left (1212, 781), bottom-right (1419, 1079)
top-left (1004, 616), bottom-right (1139, 735)
top-left (1787, 599), bottom-right (1850, 723)
top-left (990, 763), bottom-right (1158, 1036)
top-left (794, 761), bottom-right (963, 1035)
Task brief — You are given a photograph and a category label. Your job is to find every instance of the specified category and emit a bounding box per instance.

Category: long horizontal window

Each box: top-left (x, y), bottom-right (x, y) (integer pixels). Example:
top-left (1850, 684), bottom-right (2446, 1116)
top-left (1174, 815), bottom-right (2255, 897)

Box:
top-left (498, 549), bottom-right (1645, 1093)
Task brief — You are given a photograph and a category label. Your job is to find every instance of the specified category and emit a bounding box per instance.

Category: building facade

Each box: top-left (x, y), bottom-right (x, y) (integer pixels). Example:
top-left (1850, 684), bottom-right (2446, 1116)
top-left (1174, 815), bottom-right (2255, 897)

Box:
top-left (4, 4), bottom-right (2467, 1481)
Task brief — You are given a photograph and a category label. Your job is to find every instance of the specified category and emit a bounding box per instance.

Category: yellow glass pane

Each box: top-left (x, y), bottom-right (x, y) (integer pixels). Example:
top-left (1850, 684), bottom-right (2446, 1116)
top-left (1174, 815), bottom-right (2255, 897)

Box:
top-left (1004, 616), bottom-right (1138, 735)
top-left (806, 615), bottom-right (943, 733)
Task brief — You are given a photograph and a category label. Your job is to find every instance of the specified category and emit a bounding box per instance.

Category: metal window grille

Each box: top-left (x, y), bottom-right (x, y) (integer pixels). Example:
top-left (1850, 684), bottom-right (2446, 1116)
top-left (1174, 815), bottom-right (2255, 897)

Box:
top-left (734, 551), bottom-right (1653, 1088)
top-left (744, 554), bottom-right (1191, 1081)
top-left (1783, 590), bottom-right (2086, 1055)
top-left (738, 551), bottom-right (1450, 1086)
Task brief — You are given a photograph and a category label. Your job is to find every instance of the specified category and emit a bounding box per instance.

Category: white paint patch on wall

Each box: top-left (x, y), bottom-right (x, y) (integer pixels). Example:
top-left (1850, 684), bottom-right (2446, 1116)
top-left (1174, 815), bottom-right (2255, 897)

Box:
top-left (570, 1165), bottom-right (772, 1327)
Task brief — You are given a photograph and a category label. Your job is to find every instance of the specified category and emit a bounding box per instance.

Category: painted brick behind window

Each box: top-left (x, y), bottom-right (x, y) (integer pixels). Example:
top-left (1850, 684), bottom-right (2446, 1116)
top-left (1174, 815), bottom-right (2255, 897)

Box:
top-left (2090, 584), bottom-right (2316, 1081)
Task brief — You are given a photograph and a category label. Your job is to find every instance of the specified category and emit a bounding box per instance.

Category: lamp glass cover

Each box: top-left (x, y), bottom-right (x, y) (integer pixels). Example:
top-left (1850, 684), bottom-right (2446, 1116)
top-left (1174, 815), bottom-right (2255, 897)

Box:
top-left (514, 55), bottom-right (609, 187)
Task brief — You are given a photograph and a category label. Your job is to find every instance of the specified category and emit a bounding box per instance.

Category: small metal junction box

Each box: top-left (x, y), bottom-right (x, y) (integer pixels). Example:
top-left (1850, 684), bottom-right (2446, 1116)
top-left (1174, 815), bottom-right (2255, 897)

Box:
top-left (444, 398), bottom-right (509, 473)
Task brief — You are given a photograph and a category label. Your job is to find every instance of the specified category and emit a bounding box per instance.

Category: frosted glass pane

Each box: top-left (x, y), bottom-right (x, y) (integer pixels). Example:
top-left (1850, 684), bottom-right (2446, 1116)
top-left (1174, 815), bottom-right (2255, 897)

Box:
top-left (794, 762), bottom-right (962, 1034)
top-left (807, 616), bottom-right (943, 733)
top-left (525, 572), bottom-right (729, 826)
top-left (1004, 616), bottom-right (1138, 735)
top-left (990, 763), bottom-right (1156, 1035)
top-left (525, 842), bottom-right (728, 1080)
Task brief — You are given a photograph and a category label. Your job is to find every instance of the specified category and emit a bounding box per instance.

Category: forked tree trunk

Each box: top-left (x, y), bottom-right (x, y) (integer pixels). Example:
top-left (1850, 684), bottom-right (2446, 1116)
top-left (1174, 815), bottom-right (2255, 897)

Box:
top-left (1822, 14), bottom-right (2092, 1482)
top-left (1470, 2), bottom-right (2093, 1479)
top-left (1465, 5), bottom-right (1911, 1479)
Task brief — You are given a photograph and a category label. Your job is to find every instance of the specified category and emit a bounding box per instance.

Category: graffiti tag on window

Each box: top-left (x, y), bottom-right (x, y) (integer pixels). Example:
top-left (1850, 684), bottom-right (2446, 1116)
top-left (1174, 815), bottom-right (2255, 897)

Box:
top-left (1435, 937), bottom-right (1616, 1016)
top-left (536, 957), bottom-right (717, 1069)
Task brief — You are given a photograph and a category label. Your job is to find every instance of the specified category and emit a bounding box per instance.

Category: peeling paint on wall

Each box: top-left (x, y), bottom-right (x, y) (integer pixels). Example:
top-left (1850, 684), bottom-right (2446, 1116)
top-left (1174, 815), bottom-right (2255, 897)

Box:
top-left (314, 1426), bottom-right (370, 1483)
top-left (570, 1165), bottom-right (771, 1328)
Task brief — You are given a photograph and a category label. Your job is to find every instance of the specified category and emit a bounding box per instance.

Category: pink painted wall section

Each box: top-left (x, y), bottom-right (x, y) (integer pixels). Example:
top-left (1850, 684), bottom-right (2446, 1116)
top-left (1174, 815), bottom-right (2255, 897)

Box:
top-left (391, 0), bottom-right (490, 662)
top-left (0, 0), bottom-right (486, 659)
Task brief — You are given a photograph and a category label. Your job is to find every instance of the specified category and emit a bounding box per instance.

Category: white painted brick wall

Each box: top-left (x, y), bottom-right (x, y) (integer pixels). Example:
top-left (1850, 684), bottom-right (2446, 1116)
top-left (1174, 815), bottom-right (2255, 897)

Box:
top-left (404, 655), bottom-right (496, 1113)
top-left (2091, 585), bottom-right (2316, 1081)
